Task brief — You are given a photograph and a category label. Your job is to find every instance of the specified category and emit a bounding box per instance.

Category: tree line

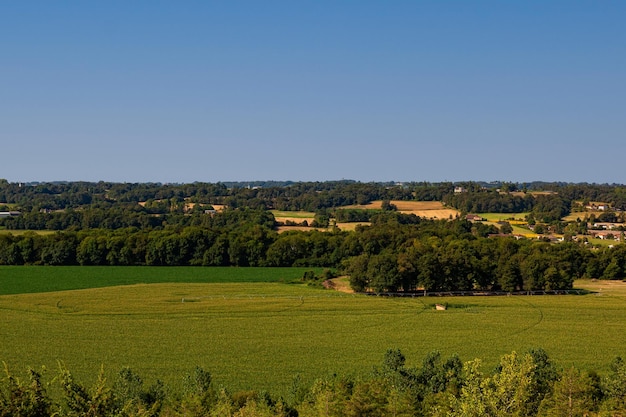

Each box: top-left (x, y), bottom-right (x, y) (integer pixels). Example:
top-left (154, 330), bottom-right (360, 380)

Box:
top-left (4, 180), bottom-right (626, 214)
top-left (3, 348), bottom-right (626, 416)
top-left (2, 211), bottom-right (626, 291)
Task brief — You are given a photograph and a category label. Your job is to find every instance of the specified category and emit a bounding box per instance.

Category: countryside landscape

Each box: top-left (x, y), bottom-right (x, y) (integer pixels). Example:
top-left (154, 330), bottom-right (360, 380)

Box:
top-left (2, 180), bottom-right (626, 416)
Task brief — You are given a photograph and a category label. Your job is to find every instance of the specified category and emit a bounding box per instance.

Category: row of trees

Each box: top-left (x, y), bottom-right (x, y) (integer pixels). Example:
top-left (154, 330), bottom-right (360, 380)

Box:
top-left (3, 349), bottom-right (626, 416)
top-left (2, 213), bottom-right (626, 290)
top-left (0, 206), bottom-right (276, 232)
top-left (3, 179), bottom-right (626, 214)
top-left (443, 191), bottom-right (572, 223)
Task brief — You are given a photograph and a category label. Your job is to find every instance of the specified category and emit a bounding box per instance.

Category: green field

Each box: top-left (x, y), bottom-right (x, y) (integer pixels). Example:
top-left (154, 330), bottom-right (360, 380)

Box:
top-left (0, 266), bottom-right (321, 295)
top-left (270, 210), bottom-right (316, 218)
top-left (1, 267), bottom-right (626, 398)
top-left (478, 212), bottom-right (530, 221)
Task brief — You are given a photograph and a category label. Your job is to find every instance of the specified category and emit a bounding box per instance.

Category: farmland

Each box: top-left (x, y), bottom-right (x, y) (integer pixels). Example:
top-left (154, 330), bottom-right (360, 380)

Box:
top-left (0, 266), bottom-right (320, 295)
top-left (342, 200), bottom-right (460, 219)
top-left (1, 266), bottom-right (626, 397)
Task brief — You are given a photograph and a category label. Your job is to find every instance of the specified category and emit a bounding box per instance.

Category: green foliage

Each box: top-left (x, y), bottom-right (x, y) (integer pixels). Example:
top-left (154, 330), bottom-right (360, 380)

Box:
top-left (602, 356), bottom-right (626, 412)
top-left (4, 350), bottom-right (626, 416)
top-left (0, 363), bottom-right (52, 417)
top-left (59, 364), bottom-right (116, 417)
top-left (539, 367), bottom-right (598, 416)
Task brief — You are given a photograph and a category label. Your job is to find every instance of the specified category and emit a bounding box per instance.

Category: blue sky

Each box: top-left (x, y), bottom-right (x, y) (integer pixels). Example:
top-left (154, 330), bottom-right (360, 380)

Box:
top-left (2, 1), bottom-right (624, 184)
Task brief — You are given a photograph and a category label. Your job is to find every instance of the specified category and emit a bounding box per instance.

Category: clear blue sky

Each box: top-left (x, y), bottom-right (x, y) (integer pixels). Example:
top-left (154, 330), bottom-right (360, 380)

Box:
top-left (2, 1), bottom-right (624, 184)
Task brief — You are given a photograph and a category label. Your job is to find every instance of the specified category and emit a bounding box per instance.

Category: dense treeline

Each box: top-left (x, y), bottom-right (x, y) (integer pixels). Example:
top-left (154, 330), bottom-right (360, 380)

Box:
top-left (3, 349), bottom-right (626, 416)
top-left (3, 180), bottom-right (626, 234)
top-left (2, 212), bottom-right (626, 290)
top-left (3, 180), bottom-right (626, 292)
top-left (443, 189), bottom-right (572, 223)
top-left (4, 179), bottom-right (626, 214)
top-left (0, 180), bottom-right (413, 213)
top-left (443, 190), bottom-right (534, 214)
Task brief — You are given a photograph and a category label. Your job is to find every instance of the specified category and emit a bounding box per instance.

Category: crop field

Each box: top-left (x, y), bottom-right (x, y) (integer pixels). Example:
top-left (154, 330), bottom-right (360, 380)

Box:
top-left (343, 200), bottom-right (460, 219)
top-left (1, 267), bottom-right (626, 398)
top-left (0, 266), bottom-right (321, 295)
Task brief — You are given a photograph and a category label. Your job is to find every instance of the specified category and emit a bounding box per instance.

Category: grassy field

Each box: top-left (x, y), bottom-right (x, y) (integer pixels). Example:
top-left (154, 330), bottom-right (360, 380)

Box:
top-left (0, 266), bottom-right (321, 295)
top-left (1, 267), bottom-right (626, 397)
top-left (478, 212), bottom-right (530, 222)
top-left (0, 229), bottom-right (57, 236)
top-left (271, 210), bottom-right (316, 219)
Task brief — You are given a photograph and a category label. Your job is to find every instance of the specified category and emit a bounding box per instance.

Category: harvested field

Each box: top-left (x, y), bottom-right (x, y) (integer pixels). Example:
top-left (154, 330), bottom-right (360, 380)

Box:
top-left (335, 222), bottom-right (370, 231)
top-left (275, 217), bottom-right (312, 225)
top-left (342, 200), bottom-right (460, 219)
top-left (276, 223), bottom-right (370, 233)
top-left (271, 210), bottom-right (316, 227)
top-left (0, 229), bottom-right (57, 236)
top-left (276, 226), bottom-right (324, 233)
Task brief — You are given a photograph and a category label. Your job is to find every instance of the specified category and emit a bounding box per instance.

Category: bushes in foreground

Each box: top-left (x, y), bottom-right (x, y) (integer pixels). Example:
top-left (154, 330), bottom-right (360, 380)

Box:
top-left (3, 350), bottom-right (626, 416)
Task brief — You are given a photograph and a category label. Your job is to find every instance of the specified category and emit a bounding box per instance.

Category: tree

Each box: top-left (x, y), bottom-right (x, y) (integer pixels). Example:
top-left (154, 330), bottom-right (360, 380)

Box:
top-left (367, 252), bottom-right (401, 292)
top-left (500, 222), bottom-right (514, 235)
top-left (485, 351), bottom-right (536, 416)
top-left (540, 367), bottom-right (596, 417)
top-left (0, 364), bottom-right (53, 417)
top-left (59, 364), bottom-right (117, 417)
top-left (76, 235), bottom-right (107, 266)
top-left (449, 352), bottom-right (537, 417)
top-left (603, 356), bottom-right (626, 412)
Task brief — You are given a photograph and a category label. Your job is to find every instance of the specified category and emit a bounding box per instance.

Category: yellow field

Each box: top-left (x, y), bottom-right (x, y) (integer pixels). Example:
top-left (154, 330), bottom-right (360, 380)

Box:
top-left (274, 217), bottom-right (314, 224)
top-left (275, 223), bottom-right (370, 233)
top-left (276, 226), bottom-right (322, 233)
top-left (273, 201), bottom-right (460, 233)
top-left (335, 222), bottom-right (370, 231)
top-left (343, 200), bottom-right (460, 219)
top-left (271, 210), bottom-right (316, 227)
top-left (0, 229), bottom-right (57, 236)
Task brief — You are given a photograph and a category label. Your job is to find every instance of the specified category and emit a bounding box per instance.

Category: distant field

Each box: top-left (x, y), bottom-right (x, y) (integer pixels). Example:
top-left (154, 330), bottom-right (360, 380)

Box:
top-left (478, 212), bottom-right (530, 222)
top-left (272, 210), bottom-right (317, 232)
top-left (0, 229), bottom-right (57, 236)
top-left (563, 212), bottom-right (591, 222)
top-left (588, 238), bottom-right (621, 247)
top-left (0, 266), bottom-right (321, 295)
top-left (273, 202), bottom-right (461, 231)
top-left (511, 225), bottom-right (537, 237)
top-left (271, 210), bottom-right (316, 219)
top-left (344, 201), bottom-right (460, 219)
top-left (1, 272), bottom-right (626, 396)
top-left (335, 222), bottom-right (370, 231)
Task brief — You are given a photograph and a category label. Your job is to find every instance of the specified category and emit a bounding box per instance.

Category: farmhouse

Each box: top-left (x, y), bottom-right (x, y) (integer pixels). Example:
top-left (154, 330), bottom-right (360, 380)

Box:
top-left (588, 230), bottom-right (625, 241)
top-left (465, 214), bottom-right (483, 222)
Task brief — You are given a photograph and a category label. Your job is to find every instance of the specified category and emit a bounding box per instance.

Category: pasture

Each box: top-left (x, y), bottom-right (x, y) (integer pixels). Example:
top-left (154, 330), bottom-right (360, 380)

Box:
top-left (1, 267), bottom-right (626, 397)
top-left (477, 212), bottom-right (530, 222)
